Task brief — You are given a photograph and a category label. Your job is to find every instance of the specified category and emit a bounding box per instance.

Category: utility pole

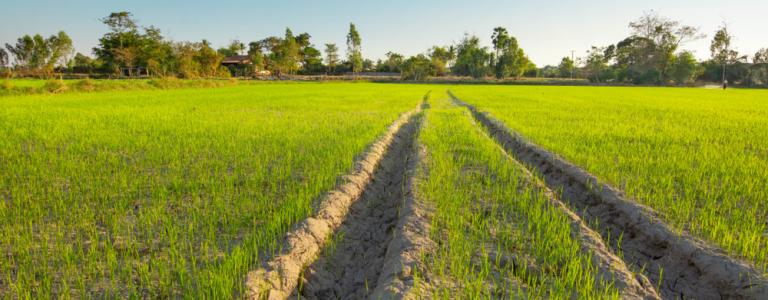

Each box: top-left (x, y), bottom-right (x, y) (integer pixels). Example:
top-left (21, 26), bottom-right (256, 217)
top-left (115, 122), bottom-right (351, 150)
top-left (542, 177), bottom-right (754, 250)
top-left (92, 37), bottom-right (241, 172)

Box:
top-left (570, 50), bottom-right (575, 79)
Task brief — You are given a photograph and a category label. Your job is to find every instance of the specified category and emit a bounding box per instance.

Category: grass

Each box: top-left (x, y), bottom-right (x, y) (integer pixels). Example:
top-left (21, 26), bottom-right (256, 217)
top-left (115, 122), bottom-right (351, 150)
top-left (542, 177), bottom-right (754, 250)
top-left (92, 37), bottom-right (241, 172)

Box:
top-left (413, 96), bottom-right (619, 298)
top-left (450, 85), bottom-right (768, 272)
top-left (3, 81), bottom-right (766, 298)
top-left (0, 82), bottom-right (425, 298)
top-left (0, 78), bottom-right (243, 96)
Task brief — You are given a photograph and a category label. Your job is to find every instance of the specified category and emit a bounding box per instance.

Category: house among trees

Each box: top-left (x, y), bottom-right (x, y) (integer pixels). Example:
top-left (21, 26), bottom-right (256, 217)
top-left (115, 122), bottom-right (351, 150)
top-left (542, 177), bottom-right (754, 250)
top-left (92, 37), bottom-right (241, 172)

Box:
top-left (221, 55), bottom-right (253, 77)
top-left (221, 55), bottom-right (251, 66)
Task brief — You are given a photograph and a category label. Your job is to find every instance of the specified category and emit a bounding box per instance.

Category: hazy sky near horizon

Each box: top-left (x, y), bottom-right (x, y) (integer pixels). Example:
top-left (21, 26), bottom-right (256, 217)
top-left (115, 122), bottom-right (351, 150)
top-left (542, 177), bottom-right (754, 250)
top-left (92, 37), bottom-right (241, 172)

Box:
top-left (1, 0), bottom-right (766, 66)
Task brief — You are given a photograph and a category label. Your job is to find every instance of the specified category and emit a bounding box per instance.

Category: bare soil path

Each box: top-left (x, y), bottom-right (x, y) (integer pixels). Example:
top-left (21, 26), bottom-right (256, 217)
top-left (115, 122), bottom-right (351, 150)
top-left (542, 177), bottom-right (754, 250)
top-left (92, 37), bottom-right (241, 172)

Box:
top-left (245, 104), bottom-right (425, 300)
top-left (293, 112), bottom-right (422, 299)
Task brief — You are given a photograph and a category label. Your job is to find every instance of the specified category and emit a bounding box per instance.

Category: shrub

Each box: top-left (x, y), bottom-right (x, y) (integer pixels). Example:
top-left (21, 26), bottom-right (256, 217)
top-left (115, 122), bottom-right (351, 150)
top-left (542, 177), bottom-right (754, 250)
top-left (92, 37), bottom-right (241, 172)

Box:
top-left (1, 80), bottom-right (13, 91)
top-left (76, 78), bottom-right (97, 92)
top-left (0, 69), bottom-right (13, 79)
top-left (217, 66), bottom-right (232, 79)
top-left (148, 77), bottom-right (181, 89)
top-left (43, 80), bottom-right (68, 93)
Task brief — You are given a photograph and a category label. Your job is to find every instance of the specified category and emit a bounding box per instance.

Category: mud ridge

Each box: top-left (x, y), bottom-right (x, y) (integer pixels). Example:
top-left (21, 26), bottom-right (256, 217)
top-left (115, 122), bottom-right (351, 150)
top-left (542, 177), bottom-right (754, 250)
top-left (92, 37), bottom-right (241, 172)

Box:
top-left (292, 109), bottom-right (423, 299)
top-left (449, 91), bottom-right (768, 300)
top-left (245, 104), bottom-right (423, 300)
top-left (487, 124), bottom-right (660, 298)
top-left (370, 140), bottom-right (434, 299)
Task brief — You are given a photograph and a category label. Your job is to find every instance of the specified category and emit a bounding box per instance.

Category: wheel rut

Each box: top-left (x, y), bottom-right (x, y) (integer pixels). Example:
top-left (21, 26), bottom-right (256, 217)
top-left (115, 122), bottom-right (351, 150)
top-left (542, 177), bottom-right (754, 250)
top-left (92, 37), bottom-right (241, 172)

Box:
top-left (293, 111), bottom-right (422, 299)
top-left (450, 91), bottom-right (768, 300)
top-left (245, 103), bottom-right (425, 300)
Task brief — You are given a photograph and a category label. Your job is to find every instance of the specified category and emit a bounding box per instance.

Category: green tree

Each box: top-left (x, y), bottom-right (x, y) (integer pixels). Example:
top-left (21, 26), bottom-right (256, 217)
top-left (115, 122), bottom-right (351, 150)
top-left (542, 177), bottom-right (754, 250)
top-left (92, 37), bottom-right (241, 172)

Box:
top-left (755, 48), bottom-right (768, 64)
top-left (429, 46), bottom-right (455, 76)
top-left (5, 35), bottom-right (35, 71)
top-left (72, 52), bottom-right (96, 73)
top-left (710, 24), bottom-right (740, 86)
top-left (229, 40), bottom-right (245, 55)
top-left (30, 34), bottom-right (50, 71)
top-left (401, 54), bottom-right (434, 80)
top-left (490, 27), bottom-right (532, 79)
top-left (669, 51), bottom-right (699, 85)
top-left (362, 58), bottom-right (374, 71)
top-left (612, 36), bottom-right (657, 83)
top-left (751, 48), bottom-right (768, 85)
top-left (491, 27), bottom-right (509, 59)
top-left (290, 33), bottom-right (323, 74)
top-left (346, 23), bottom-right (362, 74)
top-left (280, 28), bottom-right (300, 74)
top-left (195, 40), bottom-right (224, 77)
top-left (218, 40), bottom-right (245, 57)
top-left (260, 29), bottom-right (301, 76)
top-left (95, 13), bottom-right (171, 77)
top-left (44, 31), bottom-right (73, 74)
top-left (557, 56), bottom-right (575, 78)
top-left (452, 34), bottom-right (491, 79)
top-left (172, 42), bottom-right (200, 78)
top-left (139, 26), bottom-right (173, 77)
top-left (628, 12), bottom-right (704, 83)
top-left (301, 46), bottom-right (323, 74)
top-left (0, 48), bottom-right (8, 69)
top-left (603, 12), bottom-right (704, 84)
top-left (247, 42), bottom-right (266, 73)
top-left (324, 43), bottom-right (339, 74)
top-left (4, 32), bottom-right (73, 77)
top-left (583, 46), bottom-right (609, 82)
top-left (96, 11), bottom-right (141, 75)
top-left (381, 51), bottom-right (404, 72)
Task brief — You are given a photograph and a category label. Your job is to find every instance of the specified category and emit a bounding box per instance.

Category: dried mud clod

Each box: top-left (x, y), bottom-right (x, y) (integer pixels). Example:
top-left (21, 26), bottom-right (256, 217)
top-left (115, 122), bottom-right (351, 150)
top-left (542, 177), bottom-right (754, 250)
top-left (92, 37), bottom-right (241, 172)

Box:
top-left (245, 101), bottom-right (428, 300)
top-left (450, 91), bottom-right (768, 300)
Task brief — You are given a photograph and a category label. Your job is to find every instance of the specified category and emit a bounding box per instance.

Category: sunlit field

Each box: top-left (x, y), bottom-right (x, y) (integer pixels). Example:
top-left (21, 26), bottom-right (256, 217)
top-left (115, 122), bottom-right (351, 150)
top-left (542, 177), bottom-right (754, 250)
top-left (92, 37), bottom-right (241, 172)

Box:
top-left (415, 97), bottom-right (619, 298)
top-left (2, 82), bottom-right (767, 298)
top-left (451, 85), bottom-right (768, 272)
top-left (0, 82), bottom-right (424, 298)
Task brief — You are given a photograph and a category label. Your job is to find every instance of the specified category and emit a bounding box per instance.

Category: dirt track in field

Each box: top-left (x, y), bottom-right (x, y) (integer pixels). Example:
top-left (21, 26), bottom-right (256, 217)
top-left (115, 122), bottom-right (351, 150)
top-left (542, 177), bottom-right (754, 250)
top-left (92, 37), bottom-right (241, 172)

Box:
top-left (292, 112), bottom-right (423, 299)
top-left (245, 103), bottom-right (426, 300)
top-left (494, 139), bottom-right (660, 299)
top-left (450, 91), bottom-right (768, 300)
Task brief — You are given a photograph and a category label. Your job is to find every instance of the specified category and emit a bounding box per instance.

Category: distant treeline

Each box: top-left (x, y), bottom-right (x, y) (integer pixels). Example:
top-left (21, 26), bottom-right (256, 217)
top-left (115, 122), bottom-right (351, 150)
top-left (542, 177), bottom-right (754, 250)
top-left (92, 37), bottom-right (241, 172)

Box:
top-left (543, 13), bottom-right (768, 87)
top-left (0, 11), bottom-right (766, 86)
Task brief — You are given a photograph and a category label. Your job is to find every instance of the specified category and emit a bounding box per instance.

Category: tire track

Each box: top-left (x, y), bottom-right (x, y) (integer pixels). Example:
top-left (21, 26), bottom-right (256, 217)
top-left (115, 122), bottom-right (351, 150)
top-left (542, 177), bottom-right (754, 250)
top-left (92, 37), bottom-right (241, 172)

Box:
top-left (450, 91), bottom-right (768, 300)
top-left (293, 109), bottom-right (423, 300)
top-left (491, 130), bottom-right (661, 299)
top-left (245, 103), bottom-right (424, 300)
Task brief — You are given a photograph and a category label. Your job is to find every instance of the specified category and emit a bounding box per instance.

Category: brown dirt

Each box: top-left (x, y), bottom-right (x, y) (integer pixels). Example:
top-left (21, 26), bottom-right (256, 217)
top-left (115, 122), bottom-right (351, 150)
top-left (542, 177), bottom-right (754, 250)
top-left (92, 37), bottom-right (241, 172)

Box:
top-left (244, 105), bottom-right (424, 300)
top-left (450, 91), bottom-right (768, 300)
top-left (494, 139), bottom-right (660, 299)
top-left (292, 111), bottom-right (424, 300)
top-left (370, 146), bottom-right (435, 298)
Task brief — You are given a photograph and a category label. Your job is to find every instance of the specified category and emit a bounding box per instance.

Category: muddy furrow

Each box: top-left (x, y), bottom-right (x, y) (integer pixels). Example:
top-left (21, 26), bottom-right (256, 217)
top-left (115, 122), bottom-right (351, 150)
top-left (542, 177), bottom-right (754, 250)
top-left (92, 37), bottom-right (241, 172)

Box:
top-left (245, 105), bottom-right (423, 300)
top-left (293, 111), bottom-right (423, 300)
top-left (450, 92), bottom-right (768, 300)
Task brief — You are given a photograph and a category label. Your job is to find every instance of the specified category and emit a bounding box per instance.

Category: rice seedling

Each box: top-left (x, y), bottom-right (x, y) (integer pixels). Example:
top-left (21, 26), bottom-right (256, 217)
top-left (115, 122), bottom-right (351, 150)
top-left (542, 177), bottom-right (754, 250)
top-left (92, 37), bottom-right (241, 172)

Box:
top-left (0, 82), bottom-right (425, 298)
top-left (414, 96), bottom-right (620, 298)
top-left (451, 85), bottom-right (768, 272)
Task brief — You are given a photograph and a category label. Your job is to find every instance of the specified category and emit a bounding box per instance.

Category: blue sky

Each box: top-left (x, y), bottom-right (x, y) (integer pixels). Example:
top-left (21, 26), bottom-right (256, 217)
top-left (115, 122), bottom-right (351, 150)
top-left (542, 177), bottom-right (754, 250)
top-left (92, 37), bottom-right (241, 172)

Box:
top-left (1, 0), bottom-right (766, 66)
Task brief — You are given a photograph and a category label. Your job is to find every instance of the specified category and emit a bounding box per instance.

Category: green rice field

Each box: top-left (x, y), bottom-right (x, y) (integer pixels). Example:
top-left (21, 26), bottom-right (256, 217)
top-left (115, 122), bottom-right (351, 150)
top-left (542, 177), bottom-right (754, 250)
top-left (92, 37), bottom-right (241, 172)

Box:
top-left (414, 96), bottom-right (619, 298)
top-left (1, 81), bottom-right (766, 298)
top-left (451, 85), bottom-right (768, 272)
top-left (0, 82), bottom-right (423, 298)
